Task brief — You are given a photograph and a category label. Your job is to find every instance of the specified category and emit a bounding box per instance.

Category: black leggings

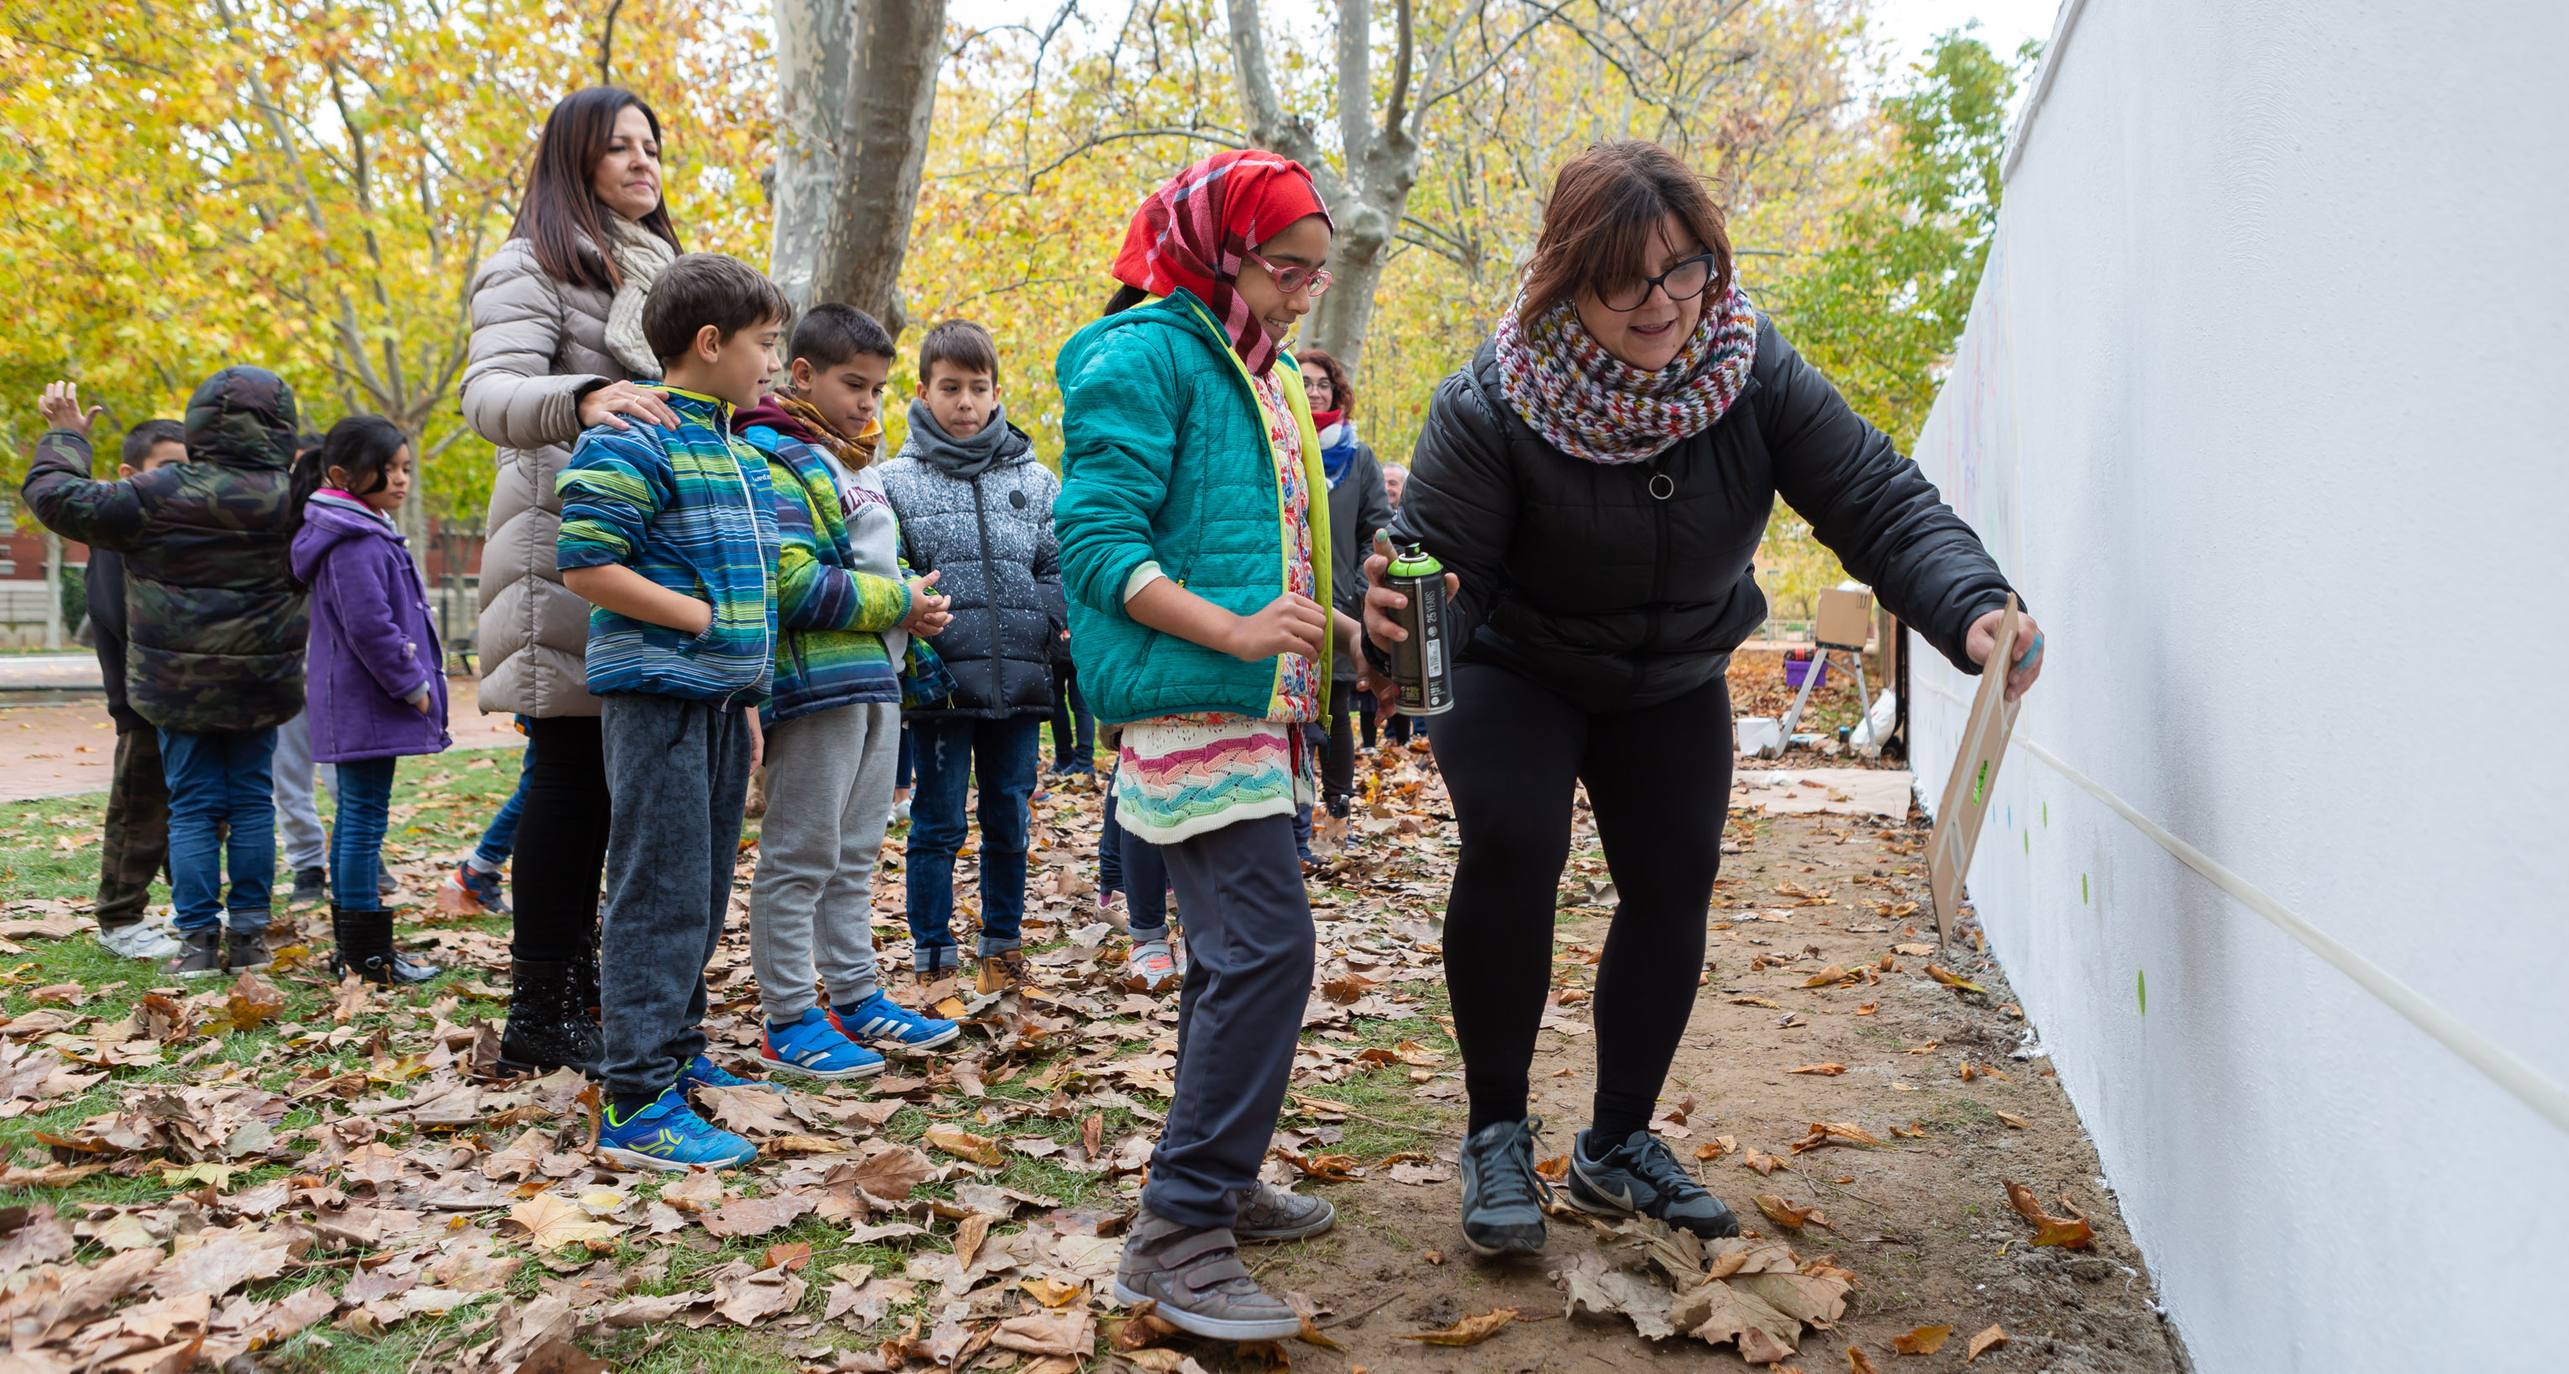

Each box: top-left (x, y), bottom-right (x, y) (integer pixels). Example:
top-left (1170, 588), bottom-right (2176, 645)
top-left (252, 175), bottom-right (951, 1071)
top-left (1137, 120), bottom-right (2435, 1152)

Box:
top-left (512, 714), bottom-right (610, 964)
top-left (1431, 663), bottom-right (1734, 1142)
top-left (1322, 686), bottom-right (1357, 816)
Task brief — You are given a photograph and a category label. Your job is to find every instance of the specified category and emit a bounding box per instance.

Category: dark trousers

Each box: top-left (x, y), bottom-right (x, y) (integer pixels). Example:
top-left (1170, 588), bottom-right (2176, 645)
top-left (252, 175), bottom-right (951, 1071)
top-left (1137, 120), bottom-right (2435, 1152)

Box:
top-left (1356, 692), bottom-right (1412, 749)
top-left (328, 757), bottom-right (399, 914)
top-left (159, 726), bottom-right (278, 934)
top-left (99, 727), bottom-right (168, 927)
top-left (1322, 686), bottom-right (1357, 816)
top-left (1432, 663), bottom-right (1734, 1142)
top-left (1099, 786), bottom-right (1170, 936)
top-left (513, 715), bottom-right (609, 964)
top-left (1142, 814), bottom-right (1314, 1229)
top-left (597, 695), bottom-right (754, 1107)
top-left (905, 715), bottom-right (1040, 957)
top-left (1048, 661), bottom-right (1094, 770)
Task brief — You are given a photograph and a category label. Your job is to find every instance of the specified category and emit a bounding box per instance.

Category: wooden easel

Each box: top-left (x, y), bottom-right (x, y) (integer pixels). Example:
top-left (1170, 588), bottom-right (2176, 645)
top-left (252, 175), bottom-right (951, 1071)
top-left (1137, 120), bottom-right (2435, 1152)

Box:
top-left (1926, 595), bottom-right (2023, 942)
top-left (1778, 587), bottom-right (1877, 747)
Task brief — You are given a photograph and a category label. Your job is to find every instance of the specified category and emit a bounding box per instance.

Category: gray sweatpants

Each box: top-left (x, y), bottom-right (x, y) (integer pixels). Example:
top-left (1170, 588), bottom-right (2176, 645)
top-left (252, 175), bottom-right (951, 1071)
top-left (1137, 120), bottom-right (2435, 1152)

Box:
top-left (1142, 813), bottom-right (1317, 1230)
top-left (598, 693), bottom-right (755, 1107)
top-left (271, 709), bottom-right (333, 873)
top-left (748, 701), bottom-right (900, 1023)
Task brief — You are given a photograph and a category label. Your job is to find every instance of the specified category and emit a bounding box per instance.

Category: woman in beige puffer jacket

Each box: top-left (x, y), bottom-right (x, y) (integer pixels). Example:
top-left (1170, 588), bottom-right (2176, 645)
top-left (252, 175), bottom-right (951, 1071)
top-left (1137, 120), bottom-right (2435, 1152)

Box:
top-left (462, 85), bottom-right (685, 1077)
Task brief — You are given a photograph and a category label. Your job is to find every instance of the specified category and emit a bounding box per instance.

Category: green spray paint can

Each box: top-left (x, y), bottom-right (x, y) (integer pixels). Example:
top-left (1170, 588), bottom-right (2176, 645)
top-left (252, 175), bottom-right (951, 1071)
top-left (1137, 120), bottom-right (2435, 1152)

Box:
top-left (1386, 543), bottom-right (1454, 716)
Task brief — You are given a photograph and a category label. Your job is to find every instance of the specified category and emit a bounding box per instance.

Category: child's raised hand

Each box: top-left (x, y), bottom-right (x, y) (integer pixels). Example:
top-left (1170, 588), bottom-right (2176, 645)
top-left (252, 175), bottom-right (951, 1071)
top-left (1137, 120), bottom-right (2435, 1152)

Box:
top-left (37, 381), bottom-right (104, 439)
top-left (901, 570), bottom-right (952, 636)
top-left (1223, 591), bottom-right (1329, 664)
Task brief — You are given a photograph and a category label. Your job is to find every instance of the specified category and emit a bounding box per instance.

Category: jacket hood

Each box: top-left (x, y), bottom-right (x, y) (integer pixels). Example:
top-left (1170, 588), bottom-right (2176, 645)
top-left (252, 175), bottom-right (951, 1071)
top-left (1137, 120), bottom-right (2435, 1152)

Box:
top-left (183, 366), bottom-right (300, 472)
top-left (292, 491), bottom-right (402, 583)
top-left (1058, 289), bottom-right (1239, 383)
top-left (737, 395), bottom-right (823, 447)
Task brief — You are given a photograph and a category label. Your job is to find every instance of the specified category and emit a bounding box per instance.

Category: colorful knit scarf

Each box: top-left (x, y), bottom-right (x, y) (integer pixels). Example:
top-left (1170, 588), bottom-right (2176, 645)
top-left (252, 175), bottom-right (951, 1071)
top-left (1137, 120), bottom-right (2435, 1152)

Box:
top-left (1313, 410), bottom-right (1359, 489)
top-left (1492, 283), bottom-right (1760, 466)
top-left (1111, 149), bottom-right (1332, 376)
top-left (773, 391), bottom-right (879, 470)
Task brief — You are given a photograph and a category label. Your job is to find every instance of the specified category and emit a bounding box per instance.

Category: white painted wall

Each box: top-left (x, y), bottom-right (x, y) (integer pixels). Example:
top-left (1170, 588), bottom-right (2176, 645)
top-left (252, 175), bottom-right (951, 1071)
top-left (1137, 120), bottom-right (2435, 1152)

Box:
top-left (1905, 2), bottom-right (2569, 1369)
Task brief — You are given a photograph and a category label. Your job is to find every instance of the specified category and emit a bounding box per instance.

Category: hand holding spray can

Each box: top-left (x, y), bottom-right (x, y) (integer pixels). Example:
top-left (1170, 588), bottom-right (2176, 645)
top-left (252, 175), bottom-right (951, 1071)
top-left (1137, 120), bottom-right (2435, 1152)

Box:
top-left (1386, 543), bottom-right (1454, 715)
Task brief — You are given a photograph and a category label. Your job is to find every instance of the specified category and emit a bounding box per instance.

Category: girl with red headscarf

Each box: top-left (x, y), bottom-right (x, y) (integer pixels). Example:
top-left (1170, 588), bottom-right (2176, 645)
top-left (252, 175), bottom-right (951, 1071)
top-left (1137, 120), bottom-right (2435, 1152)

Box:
top-left (1053, 150), bottom-right (1381, 1340)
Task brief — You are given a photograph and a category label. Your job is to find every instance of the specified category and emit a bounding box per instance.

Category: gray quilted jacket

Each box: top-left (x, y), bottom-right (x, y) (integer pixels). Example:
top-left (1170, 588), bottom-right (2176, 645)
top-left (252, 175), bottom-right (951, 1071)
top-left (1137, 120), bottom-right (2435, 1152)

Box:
top-left (462, 236), bottom-right (620, 718)
top-left (878, 428), bottom-right (1063, 720)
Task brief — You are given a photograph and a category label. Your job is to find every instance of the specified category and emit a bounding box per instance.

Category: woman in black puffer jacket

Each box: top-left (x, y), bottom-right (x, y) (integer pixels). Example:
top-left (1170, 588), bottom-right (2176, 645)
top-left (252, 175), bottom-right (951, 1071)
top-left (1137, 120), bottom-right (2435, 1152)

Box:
top-left (1364, 141), bottom-right (2048, 1258)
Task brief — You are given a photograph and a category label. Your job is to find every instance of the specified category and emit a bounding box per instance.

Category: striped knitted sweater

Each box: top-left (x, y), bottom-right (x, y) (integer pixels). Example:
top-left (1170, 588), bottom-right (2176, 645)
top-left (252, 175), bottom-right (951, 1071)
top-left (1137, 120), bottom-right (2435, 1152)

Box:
top-left (743, 416), bottom-right (913, 726)
top-left (556, 389), bottom-right (780, 705)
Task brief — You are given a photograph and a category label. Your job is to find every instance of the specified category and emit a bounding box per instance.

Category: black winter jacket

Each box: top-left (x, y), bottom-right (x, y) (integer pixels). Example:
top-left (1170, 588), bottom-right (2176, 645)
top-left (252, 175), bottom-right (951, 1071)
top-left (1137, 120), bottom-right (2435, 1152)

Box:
top-left (85, 549), bottom-right (143, 733)
top-left (1325, 443), bottom-right (1394, 685)
top-left (1390, 318), bottom-right (2014, 711)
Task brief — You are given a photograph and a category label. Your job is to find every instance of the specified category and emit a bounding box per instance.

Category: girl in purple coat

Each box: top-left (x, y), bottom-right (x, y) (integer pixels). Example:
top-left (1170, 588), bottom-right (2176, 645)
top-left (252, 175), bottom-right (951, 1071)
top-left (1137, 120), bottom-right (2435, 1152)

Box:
top-left (291, 417), bottom-right (452, 984)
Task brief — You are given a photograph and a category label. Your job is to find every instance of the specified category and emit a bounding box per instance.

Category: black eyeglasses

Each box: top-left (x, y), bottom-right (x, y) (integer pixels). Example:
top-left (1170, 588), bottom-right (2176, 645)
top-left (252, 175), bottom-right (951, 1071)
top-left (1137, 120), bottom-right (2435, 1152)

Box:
top-left (1598, 253), bottom-right (1719, 312)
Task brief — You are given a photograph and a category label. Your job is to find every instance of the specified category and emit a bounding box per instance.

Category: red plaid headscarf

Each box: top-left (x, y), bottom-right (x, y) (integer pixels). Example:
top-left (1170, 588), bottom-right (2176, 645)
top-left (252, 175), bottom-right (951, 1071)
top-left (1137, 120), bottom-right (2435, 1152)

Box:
top-left (1111, 149), bottom-right (1332, 375)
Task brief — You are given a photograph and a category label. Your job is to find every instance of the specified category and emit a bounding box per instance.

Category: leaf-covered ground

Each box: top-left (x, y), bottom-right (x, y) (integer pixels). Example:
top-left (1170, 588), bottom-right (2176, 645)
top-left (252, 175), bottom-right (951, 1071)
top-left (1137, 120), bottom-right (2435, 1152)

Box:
top-left (0, 723), bottom-right (2189, 1373)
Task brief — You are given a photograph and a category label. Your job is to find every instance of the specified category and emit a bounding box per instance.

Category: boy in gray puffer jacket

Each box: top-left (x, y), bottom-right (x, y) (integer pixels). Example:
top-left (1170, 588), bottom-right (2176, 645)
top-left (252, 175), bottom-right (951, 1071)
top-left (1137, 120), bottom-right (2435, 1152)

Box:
top-left (876, 320), bottom-right (1061, 992)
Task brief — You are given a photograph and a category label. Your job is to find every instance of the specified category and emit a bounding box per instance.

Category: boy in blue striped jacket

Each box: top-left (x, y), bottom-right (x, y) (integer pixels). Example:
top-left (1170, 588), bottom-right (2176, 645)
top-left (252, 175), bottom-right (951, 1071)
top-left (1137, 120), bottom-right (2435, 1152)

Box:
top-left (555, 253), bottom-right (787, 1172)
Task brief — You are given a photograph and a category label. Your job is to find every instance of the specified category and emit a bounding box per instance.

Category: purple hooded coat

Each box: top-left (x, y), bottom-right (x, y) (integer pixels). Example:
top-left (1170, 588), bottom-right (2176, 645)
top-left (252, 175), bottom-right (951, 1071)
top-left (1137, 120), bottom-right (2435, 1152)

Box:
top-left (291, 491), bottom-right (452, 763)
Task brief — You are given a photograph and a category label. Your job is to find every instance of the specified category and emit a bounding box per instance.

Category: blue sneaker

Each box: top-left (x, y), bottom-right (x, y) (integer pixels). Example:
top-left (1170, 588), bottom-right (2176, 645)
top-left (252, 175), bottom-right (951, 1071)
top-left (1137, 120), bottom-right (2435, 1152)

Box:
top-left (679, 1052), bottom-right (784, 1095)
top-left (597, 1086), bottom-right (756, 1172)
top-left (760, 1009), bottom-right (886, 1080)
top-left (829, 991), bottom-right (961, 1052)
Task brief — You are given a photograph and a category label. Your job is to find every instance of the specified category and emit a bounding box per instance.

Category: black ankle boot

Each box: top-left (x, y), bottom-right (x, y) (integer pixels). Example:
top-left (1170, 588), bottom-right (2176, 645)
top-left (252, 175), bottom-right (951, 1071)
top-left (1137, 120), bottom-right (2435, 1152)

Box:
top-left (498, 958), bottom-right (604, 1075)
top-left (329, 905), bottom-right (437, 985)
top-left (330, 904), bottom-right (393, 984)
top-left (222, 927), bottom-right (272, 972)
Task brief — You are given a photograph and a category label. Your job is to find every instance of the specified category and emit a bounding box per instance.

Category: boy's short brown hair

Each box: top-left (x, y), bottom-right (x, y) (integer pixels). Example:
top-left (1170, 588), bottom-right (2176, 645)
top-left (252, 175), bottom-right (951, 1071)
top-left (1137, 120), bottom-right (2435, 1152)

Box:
top-left (643, 253), bottom-right (792, 363)
top-left (918, 319), bottom-right (1000, 387)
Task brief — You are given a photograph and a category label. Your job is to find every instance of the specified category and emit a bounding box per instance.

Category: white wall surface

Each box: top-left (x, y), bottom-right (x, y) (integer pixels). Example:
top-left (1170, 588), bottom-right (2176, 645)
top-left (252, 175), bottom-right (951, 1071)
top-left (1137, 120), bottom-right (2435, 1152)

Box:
top-left (1906, 2), bottom-right (2569, 1369)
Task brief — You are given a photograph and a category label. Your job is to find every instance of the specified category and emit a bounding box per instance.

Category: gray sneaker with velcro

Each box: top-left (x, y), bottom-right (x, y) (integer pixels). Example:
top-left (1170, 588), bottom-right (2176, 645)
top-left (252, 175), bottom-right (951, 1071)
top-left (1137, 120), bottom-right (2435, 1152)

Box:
top-left (1234, 1182), bottom-right (1335, 1242)
top-left (1112, 1208), bottom-right (1303, 1341)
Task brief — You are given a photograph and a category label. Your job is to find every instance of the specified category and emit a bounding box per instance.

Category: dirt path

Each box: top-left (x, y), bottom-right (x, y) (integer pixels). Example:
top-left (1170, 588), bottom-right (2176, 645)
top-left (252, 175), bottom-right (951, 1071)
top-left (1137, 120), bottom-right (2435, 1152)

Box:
top-left (0, 677), bottom-right (523, 800)
top-left (1243, 804), bottom-right (2190, 1373)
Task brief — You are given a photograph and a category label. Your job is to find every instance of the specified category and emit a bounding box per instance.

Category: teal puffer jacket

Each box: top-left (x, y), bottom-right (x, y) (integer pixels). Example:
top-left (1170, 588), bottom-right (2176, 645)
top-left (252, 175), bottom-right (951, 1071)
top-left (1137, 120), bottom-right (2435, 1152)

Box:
top-left (1055, 291), bottom-right (1333, 725)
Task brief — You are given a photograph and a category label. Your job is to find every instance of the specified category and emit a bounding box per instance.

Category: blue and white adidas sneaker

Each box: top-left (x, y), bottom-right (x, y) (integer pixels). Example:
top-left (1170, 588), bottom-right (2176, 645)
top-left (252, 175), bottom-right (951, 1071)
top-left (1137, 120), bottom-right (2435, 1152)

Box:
top-left (829, 991), bottom-right (962, 1052)
top-left (760, 1009), bottom-right (887, 1079)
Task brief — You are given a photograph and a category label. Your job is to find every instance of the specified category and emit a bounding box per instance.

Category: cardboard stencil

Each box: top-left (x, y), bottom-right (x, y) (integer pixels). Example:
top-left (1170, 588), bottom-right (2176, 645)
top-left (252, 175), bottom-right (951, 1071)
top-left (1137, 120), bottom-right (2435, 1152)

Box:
top-left (1927, 595), bottom-right (2022, 941)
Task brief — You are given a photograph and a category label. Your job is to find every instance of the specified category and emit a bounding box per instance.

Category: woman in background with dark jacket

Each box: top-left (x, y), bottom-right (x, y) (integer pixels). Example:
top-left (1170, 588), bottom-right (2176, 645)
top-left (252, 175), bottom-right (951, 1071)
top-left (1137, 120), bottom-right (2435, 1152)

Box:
top-left (1366, 141), bottom-right (2048, 1258)
top-left (1297, 346), bottom-right (1391, 822)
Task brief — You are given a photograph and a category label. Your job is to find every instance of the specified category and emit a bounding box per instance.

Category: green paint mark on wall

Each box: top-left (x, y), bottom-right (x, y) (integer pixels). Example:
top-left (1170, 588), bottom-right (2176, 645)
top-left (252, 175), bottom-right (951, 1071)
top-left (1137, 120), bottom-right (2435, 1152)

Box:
top-left (2023, 829), bottom-right (2030, 854)
top-left (2043, 800), bottom-right (2050, 828)
top-left (2136, 968), bottom-right (2148, 1015)
top-left (2082, 874), bottom-right (2090, 904)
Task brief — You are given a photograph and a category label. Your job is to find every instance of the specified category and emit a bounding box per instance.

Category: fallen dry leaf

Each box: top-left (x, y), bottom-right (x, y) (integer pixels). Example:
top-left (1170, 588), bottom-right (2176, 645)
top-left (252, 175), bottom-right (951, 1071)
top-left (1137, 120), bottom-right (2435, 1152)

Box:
top-left (1924, 964), bottom-right (1986, 995)
top-left (925, 1124), bottom-right (1004, 1167)
top-left (1848, 1345), bottom-right (1882, 1374)
top-left (1892, 1323), bottom-right (1953, 1355)
top-left (1788, 1063), bottom-right (1846, 1076)
top-left (1742, 1149), bottom-right (1788, 1176)
top-left (1994, 1110), bottom-right (2030, 1129)
top-left (2005, 1182), bottom-right (2096, 1249)
top-left (1398, 1306), bottom-right (1518, 1346)
top-left (1752, 1195), bottom-right (1827, 1231)
top-left (505, 1193), bottom-right (623, 1249)
top-left (1968, 1324), bottom-right (2009, 1360)
top-left (1855, 1001), bottom-right (1879, 1015)
top-left (1788, 1122), bottom-right (1881, 1152)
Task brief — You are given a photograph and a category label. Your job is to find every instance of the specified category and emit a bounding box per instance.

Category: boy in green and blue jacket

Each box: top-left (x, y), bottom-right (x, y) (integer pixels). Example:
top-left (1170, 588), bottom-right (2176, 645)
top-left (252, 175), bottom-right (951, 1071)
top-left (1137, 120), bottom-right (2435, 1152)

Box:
top-left (554, 254), bottom-right (786, 1172)
top-left (735, 303), bottom-right (961, 1080)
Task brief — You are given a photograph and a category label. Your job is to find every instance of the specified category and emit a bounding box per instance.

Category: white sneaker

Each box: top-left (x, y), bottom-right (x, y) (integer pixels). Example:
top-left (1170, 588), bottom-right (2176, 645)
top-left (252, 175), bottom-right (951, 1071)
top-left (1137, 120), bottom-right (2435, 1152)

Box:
top-left (890, 797), bottom-right (913, 827)
top-left (99, 922), bottom-right (182, 961)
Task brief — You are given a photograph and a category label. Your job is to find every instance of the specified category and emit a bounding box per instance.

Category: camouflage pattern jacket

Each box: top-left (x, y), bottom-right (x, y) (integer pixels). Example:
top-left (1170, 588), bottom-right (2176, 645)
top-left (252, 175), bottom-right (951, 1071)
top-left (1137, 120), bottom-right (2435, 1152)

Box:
top-left (21, 367), bottom-right (309, 733)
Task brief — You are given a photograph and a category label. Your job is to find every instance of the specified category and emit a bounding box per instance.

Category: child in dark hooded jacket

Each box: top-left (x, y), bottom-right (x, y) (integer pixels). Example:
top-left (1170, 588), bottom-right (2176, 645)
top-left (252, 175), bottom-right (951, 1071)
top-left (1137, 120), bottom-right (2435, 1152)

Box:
top-left (289, 416), bottom-right (451, 985)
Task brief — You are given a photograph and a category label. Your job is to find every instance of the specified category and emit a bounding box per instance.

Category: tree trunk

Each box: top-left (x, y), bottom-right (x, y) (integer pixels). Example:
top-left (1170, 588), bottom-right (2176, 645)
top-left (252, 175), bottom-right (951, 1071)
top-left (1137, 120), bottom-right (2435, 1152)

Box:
top-left (1227, 0), bottom-right (1421, 374)
top-left (769, 0), bottom-right (856, 313)
top-left (772, 0), bottom-right (947, 334)
top-left (40, 531), bottom-right (65, 650)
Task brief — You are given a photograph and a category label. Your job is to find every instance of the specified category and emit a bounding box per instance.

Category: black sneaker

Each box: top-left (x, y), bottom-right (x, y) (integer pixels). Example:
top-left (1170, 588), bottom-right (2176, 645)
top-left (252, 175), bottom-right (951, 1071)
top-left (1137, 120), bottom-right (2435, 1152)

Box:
top-left (164, 928), bottom-right (223, 977)
top-left (1458, 1117), bottom-right (1550, 1257)
top-left (222, 927), bottom-right (271, 973)
top-left (290, 866), bottom-right (328, 906)
top-left (1566, 1128), bottom-right (1741, 1238)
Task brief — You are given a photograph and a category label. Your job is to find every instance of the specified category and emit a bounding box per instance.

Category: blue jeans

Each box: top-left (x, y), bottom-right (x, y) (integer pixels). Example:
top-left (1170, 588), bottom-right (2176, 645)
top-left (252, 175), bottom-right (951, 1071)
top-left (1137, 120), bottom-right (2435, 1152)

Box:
top-left (330, 756), bottom-right (398, 913)
top-left (159, 727), bottom-right (279, 934)
top-left (1100, 786), bottom-right (1170, 937)
top-left (905, 715), bottom-right (1040, 957)
top-left (472, 741), bottom-right (534, 869)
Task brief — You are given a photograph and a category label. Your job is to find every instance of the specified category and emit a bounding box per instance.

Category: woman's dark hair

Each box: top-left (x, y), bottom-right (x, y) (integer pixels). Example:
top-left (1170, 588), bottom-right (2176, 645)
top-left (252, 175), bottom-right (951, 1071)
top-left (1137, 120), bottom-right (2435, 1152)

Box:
top-left (1103, 283), bottom-right (1149, 317)
top-left (1520, 140), bottom-right (1732, 328)
top-left (295, 415), bottom-right (408, 506)
top-left (1296, 346), bottom-right (1354, 415)
top-left (512, 87), bottom-right (682, 292)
